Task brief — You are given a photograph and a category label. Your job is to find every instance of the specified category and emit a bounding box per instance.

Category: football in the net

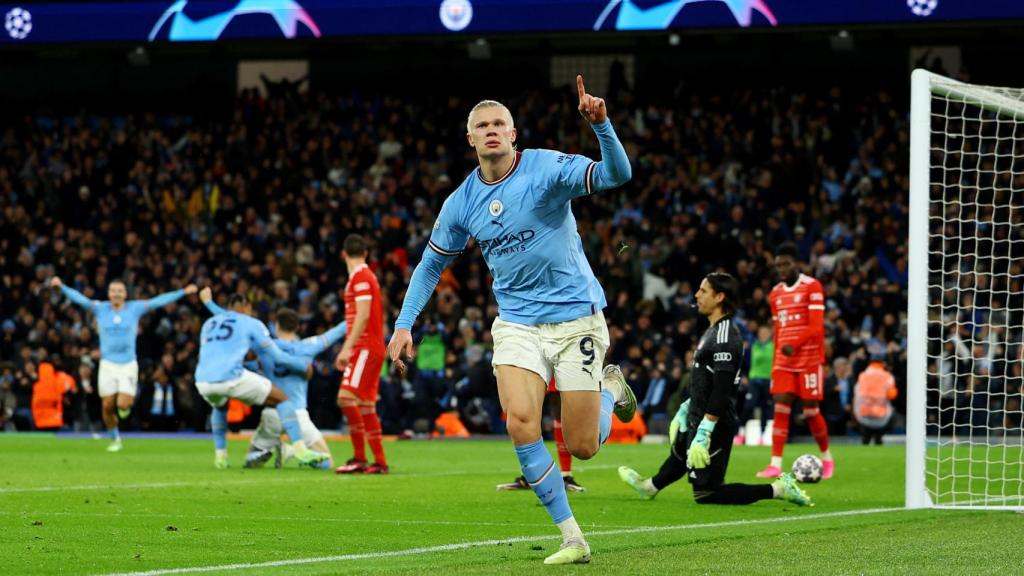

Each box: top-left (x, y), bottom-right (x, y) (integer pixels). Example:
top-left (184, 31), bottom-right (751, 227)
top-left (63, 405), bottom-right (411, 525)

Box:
top-left (792, 454), bottom-right (823, 483)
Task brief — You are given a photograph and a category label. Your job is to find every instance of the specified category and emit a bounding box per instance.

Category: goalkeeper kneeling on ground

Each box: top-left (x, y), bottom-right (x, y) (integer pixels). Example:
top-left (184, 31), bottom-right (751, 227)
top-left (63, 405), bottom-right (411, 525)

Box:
top-left (618, 273), bottom-right (812, 507)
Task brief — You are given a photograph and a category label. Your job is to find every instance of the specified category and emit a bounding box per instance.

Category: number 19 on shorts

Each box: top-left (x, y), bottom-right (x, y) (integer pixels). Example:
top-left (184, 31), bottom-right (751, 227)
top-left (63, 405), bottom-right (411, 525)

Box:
top-left (803, 371), bottom-right (819, 391)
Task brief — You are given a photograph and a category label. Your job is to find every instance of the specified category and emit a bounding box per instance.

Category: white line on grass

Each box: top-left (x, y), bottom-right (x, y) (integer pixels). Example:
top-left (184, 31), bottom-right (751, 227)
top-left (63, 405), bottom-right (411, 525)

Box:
top-left (100, 507), bottom-right (907, 576)
top-left (0, 464), bottom-right (622, 495)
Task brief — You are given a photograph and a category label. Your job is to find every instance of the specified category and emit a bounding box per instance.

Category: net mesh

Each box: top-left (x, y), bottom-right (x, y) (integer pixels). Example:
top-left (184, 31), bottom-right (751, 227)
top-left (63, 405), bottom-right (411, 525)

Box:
top-left (926, 78), bottom-right (1024, 507)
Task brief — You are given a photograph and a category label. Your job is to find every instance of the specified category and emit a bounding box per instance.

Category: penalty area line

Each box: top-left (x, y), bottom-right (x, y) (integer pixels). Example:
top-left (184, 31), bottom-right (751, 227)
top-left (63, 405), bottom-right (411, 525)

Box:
top-left (100, 507), bottom-right (906, 576)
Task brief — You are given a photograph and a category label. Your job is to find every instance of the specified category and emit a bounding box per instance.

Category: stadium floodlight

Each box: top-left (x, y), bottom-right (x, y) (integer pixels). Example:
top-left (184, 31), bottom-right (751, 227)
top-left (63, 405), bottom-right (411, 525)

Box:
top-left (908, 69), bottom-right (1024, 510)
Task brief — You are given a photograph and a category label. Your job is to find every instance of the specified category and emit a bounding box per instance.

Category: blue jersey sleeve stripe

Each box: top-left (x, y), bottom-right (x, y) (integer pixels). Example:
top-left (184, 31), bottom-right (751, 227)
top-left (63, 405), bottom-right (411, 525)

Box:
top-left (428, 240), bottom-right (462, 257)
top-left (585, 161), bottom-right (596, 195)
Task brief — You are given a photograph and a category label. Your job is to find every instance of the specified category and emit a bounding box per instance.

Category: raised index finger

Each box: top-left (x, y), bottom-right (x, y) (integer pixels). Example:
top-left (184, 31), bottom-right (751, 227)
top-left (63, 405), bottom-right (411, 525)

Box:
top-left (576, 74), bottom-right (586, 102)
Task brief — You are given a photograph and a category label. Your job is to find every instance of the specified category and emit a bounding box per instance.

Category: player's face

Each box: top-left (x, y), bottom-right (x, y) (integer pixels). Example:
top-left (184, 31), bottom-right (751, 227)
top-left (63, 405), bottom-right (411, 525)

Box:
top-left (108, 282), bottom-right (127, 305)
top-left (775, 254), bottom-right (798, 284)
top-left (695, 279), bottom-right (721, 317)
top-left (466, 106), bottom-right (516, 161)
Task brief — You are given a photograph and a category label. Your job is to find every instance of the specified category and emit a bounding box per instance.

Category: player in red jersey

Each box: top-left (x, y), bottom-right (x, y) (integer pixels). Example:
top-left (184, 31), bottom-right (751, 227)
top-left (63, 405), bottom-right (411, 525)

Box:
top-left (334, 234), bottom-right (390, 475)
top-left (756, 243), bottom-right (834, 480)
top-left (496, 377), bottom-right (585, 492)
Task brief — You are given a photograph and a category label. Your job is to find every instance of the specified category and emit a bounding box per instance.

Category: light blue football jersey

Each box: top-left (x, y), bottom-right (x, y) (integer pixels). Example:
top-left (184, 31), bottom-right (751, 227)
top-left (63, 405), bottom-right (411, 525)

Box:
top-left (262, 323), bottom-right (347, 408)
top-left (60, 285), bottom-right (185, 364)
top-left (194, 311), bottom-right (306, 384)
top-left (428, 149), bottom-right (607, 325)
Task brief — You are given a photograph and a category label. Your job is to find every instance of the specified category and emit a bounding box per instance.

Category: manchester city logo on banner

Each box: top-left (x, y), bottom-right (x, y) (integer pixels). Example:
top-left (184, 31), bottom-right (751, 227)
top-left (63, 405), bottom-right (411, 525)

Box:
top-left (440, 0), bottom-right (473, 32)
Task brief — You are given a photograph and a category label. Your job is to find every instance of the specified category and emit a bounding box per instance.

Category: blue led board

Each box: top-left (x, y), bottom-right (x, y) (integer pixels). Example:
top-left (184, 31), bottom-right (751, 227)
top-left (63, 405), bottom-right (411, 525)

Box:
top-left (1, 1), bottom-right (1022, 45)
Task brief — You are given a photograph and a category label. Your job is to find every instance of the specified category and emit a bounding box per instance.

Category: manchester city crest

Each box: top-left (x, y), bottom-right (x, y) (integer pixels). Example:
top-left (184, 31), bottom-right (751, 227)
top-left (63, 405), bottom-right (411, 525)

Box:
top-left (489, 199), bottom-right (504, 217)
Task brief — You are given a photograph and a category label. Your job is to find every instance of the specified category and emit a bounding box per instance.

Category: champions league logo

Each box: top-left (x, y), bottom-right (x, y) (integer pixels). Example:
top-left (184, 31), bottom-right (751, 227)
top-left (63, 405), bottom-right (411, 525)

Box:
top-left (594, 0), bottom-right (777, 30)
top-left (907, 0), bottom-right (938, 18)
top-left (439, 0), bottom-right (473, 32)
top-left (4, 7), bottom-right (31, 40)
top-left (149, 0), bottom-right (321, 42)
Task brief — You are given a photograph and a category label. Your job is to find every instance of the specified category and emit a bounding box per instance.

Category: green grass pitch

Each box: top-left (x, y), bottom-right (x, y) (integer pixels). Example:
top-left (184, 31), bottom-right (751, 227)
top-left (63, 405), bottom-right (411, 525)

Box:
top-left (1, 435), bottom-right (1021, 575)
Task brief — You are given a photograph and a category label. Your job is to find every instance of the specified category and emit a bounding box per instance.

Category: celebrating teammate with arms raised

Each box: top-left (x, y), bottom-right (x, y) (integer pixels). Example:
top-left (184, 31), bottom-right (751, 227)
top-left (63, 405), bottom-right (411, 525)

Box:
top-left (52, 277), bottom-right (197, 452)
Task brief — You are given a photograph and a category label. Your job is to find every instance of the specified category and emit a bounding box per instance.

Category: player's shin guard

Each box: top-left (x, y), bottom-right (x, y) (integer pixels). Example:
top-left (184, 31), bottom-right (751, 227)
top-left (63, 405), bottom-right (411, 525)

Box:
top-left (554, 419), bottom-right (571, 474)
top-left (340, 397), bottom-right (366, 461)
top-left (515, 439), bottom-right (572, 524)
top-left (771, 402), bottom-right (791, 458)
top-left (598, 389), bottom-right (615, 445)
top-left (694, 484), bottom-right (774, 505)
top-left (361, 404), bottom-right (387, 467)
top-left (803, 406), bottom-right (830, 453)
top-left (211, 406), bottom-right (228, 451)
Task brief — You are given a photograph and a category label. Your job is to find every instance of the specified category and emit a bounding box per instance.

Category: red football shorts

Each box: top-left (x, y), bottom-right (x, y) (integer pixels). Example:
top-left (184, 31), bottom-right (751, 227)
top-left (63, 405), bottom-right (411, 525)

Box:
top-left (770, 365), bottom-right (825, 401)
top-left (339, 348), bottom-right (385, 402)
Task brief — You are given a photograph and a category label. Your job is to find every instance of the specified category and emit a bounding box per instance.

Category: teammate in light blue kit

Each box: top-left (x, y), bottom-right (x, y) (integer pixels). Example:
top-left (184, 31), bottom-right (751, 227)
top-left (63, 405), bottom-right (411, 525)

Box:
top-left (242, 308), bottom-right (347, 470)
top-left (196, 288), bottom-right (329, 469)
top-left (389, 76), bottom-right (637, 565)
top-left (51, 276), bottom-right (197, 452)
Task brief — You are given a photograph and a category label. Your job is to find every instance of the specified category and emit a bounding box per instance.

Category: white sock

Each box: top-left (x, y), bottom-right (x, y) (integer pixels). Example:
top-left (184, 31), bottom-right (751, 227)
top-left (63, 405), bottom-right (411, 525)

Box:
top-left (770, 456), bottom-right (783, 469)
top-left (643, 478), bottom-right (659, 495)
top-left (561, 471), bottom-right (571, 478)
top-left (821, 449), bottom-right (833, 462)
top-left (557, 516), bottom-right (584, 543)
top-left (771, 480), bottom-right (784, 498)
top-left (215, 448), bottom-right (227, 459)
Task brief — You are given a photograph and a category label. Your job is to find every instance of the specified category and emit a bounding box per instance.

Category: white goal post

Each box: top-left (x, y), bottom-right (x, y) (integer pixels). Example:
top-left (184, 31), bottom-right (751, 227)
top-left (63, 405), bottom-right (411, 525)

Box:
top-left (908, 69), bottom-right (1024, 510)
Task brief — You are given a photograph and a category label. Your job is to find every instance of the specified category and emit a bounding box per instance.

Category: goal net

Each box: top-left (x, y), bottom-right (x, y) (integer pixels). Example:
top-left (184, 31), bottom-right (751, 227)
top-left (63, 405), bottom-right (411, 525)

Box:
top-left (908, 69), bottom-right (1024, 510)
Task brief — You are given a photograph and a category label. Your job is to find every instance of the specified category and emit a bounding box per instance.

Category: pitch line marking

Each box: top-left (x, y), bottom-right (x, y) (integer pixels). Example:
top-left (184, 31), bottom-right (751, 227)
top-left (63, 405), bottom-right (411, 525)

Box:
top-left (100, 507), bottom-right (907, 576)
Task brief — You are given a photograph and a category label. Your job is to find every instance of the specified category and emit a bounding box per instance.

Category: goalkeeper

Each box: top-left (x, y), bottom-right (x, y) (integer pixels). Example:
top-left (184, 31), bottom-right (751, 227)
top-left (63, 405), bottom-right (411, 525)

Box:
top-left (618, 273), bottom-right (811, 506)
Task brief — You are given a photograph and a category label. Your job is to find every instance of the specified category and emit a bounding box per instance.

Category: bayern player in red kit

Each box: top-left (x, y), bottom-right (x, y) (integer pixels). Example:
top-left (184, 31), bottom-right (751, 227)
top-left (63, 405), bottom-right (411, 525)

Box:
top-left (334, 234), bottom-right (389, 475)
top-left (756, 243), bottom-right (834, 479)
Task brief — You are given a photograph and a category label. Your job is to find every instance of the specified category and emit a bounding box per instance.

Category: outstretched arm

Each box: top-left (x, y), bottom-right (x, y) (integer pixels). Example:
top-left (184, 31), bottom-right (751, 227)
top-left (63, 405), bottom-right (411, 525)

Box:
top-left (53, 278), bottom-right (98, 312)
top-left (258, 338), bottom-right (308, 375)
top-left (307, 321), bottom-right (348, 356)
top-left (143, 284), bottom-right (197, 312)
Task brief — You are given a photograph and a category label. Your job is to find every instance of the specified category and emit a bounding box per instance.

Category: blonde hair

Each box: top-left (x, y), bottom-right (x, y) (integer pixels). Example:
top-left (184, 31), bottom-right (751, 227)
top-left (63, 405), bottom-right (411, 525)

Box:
top-left (466, 100), bottom-right (513, 132)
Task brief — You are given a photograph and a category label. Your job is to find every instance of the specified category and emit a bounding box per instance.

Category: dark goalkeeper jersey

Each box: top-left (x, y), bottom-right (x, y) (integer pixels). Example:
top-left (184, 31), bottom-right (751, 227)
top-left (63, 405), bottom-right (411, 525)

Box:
top-left (687, 316), bottom-right (744, 432)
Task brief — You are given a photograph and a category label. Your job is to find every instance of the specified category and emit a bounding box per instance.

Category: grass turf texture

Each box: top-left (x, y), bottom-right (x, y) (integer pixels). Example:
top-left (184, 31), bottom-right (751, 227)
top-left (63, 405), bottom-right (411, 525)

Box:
top-left (1, 436), bottom-right (1020, 575)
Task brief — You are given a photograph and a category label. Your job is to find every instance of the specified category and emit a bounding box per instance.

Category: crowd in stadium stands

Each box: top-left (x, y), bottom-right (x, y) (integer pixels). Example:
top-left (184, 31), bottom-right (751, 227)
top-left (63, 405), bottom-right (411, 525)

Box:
top-left (6, 76), bottom-right (989, 440)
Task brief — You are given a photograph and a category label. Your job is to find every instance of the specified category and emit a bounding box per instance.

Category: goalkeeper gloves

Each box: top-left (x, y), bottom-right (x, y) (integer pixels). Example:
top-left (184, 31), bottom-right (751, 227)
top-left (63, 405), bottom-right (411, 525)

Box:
top-left (669, 400), bottom-right (690, 445)
top-left (686, 417), bottom-right (716, 470)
